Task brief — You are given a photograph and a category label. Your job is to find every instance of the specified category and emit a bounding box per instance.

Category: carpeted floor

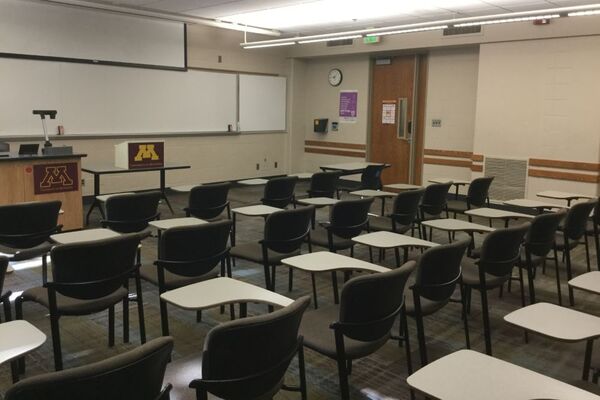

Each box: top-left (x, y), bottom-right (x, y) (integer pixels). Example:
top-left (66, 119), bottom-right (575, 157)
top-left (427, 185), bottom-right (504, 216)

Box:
top-left (1, 181), bottom-right (598, 399)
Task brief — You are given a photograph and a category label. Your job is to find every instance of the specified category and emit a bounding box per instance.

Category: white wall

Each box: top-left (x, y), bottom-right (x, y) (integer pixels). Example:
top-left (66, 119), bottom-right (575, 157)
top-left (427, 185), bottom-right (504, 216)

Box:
top-left (423, 47), bottom-right (479, 190)
top-left (474, 36), bottom-right (600, 200)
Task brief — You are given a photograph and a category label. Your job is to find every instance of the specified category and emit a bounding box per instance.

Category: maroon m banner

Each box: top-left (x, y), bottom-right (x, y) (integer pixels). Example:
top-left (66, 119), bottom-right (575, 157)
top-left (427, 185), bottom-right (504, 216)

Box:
top-left (33, 163), bottom-right (79, 194)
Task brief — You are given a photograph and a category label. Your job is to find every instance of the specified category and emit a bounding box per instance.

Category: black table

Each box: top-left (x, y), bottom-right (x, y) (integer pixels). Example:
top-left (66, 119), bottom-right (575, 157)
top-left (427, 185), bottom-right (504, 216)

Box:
top-left (82, 163), bottom-right (190, 225)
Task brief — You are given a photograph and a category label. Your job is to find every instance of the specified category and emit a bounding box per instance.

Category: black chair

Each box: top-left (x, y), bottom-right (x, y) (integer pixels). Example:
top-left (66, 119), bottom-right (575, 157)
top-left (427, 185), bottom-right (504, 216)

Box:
top-left (462, 223), bottom-right (530, 355)
top-left (0, 200), bottom-right (62, 285)
top-left (300, 262), bottom-right (415, 400)
top-left (307, 171), bottom-right (340, 198)
top-left (519, 210), bottom-right (566, 306)
top-left (15, 234), bottom-right (147, 371)
top-left (369, 188), bottom-right (425, 235)
top-left (309, 198), bottom-right (374, 303)
top-left (5, 337), bottom-right (173, 400)
top-left (190, 296), bottom-right (311, 400)
top-left (587, 198), bottom-right (600, 271)
top-left (184, 182), bottom-right (231, 221)
top-left (261, 176), bottom-right (298, 209)
top-left (556, 199), bottom-right (598, 306)
top-left (0, 142), bottom-right (9, 152)
top-left (406, 239), bottom-right (470, 367)
top-left (419, 182), bottom-right (452, 240)
top-left (336, 165), bottom-right (386, 198)
top-left (446, 177), bottom-right (494, 218)
top-left (102, 191), bottom-right (161, 234)
top-left (141, 220), bottom-right (233, 336)
top-left (231, 207), bottom-right (313, 292)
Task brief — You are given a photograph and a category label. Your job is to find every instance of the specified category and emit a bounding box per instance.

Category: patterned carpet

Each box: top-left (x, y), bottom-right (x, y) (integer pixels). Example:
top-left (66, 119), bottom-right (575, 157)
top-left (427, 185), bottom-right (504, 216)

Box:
top-left (1, 181), bottom-right (598, 399)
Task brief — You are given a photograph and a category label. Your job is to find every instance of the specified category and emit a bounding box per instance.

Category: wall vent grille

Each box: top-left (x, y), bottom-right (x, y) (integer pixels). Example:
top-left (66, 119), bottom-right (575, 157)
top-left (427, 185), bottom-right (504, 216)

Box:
top-left (484, 157), bottom-right (528, 201)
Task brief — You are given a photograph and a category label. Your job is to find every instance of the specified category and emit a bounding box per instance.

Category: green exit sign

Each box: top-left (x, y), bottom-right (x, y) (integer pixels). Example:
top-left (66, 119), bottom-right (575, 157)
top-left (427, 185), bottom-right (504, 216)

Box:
top-left (363, 36), bottom-right (381, 44)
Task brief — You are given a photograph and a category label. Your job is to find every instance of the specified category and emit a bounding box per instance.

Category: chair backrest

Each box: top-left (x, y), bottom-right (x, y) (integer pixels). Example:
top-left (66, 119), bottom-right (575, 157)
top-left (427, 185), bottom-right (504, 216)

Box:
top-left (479, 223), bottom-right (530, 278)
top-left (50, 234), bottom-right (142, 300)
top-left (414, 239), bottom-right (469, 302)
top-left (337, 261), bottom-right (415, 342)
top-left (195, 296), bottom-right (311, 400)
top-left (262, 176), bottom-right (298, 208)
top-left (158, 220), bottom-right (232, 279)
top-left (329, 198), bottom-right (374, 239)
top-left (104, 191), bottom-right (161, 233)
top-left (525, 210), bottom-right (566, 257)
top-left (466, 176), bottom-right (494, 208)
top-left (5, 337), bottom-right (174, 400)
top-left (186, 182), bottom-right (231, 219)
top-left (0, 200), bottom-right (62, 248)
top-left (0, 256), bottom-right (8, 297)
top-left (263, 206), bottom-right (313, 254)
top-left (360, 165), bottom-right (385, 190)
top-left (563, 199), bottom-right (597, 241)
top-left (308, 171), bottom-right (339, 198)
top-left (420, 183), bottom-right (452, 216)
top-left (390, 188), bottom-right (425, 226)
top-left (0, 142), bottom-right (9, 152)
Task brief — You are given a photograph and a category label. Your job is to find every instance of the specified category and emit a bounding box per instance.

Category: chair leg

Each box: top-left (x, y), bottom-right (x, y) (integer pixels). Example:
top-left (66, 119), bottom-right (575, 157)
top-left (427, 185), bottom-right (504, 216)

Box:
top-left (123, 282), bottom-right (130, 344)
top-left (565, 246), bottom-right (575, 306)
top-left (401, 310), bottom-right (414, 376)
top-left (480, 289), bottom-right (493, 356)
top-left (160, 300), bottom-right (170, 336)
top-left (310, 273), bottom-right (319, 309)
top-left (368, 247), bottom-right (374, 262)
top-left (3, 298), bottom-right (12, 322)
top-left (415, 312), bottom-right (428, 367)
top-left (298, 344), bottom-right (308, 400)
top-left (460, 284), bottom-right (470, 349)
top-left (108, 305), bottom-right (115, 347)
top-left (517, 266), bottom-right (526, 307)
top-left (331, 271), bottom-right (340, 304)
top-left (196, 310), bottom-right (202, 323)
top-left (263, 265), bottom-right (272, 290)
top-left (554, 247), bottom-right (563, 306)
top-left (271, 266), bottom-right (277, 292)
top-left (584, 233), bottom-right (592, 272)
top-left (50, 314), bottom-right (63, 371)
top-left (135, 274), bottom-right (146, 344)
top-left (288, 267), bottom-right (294, 292)
top-left (10, 360), bottom-right (19, 383)
top-left (15, 299), bottom-right (26, 374)
top-left (335, 354), bottom-right (350, 400)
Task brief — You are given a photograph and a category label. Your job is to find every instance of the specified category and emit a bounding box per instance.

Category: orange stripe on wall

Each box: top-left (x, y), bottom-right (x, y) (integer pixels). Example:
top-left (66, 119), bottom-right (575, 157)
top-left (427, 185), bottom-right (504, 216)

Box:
top-left (304, 147), bottom-right (365, 158)
top-left (528, 169), bottom-right (600, 184)
top-left (423, 157), bottom-right (472, 168)
top-left (304, 140), bottom-right (366, 150)
top-left (529, 158), bottom-right (600, 172)
top-left (423, 149), bottom-right (473, 159)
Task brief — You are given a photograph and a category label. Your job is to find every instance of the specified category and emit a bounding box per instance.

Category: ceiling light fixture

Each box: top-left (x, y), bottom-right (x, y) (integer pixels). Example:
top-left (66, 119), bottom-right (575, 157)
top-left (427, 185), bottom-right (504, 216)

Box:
top-left (367, 25), bottom-right (448, 37)
top-left (454, 14), bottom-right (560, 27)
top-left (298, 35), bottom-right (363, 44)
top-left (568, 9), bottom-right (600, 16)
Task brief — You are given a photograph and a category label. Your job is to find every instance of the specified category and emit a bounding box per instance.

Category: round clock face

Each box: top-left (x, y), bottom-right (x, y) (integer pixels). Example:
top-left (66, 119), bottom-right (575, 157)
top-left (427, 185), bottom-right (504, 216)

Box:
top-left (328, 68), bottom-right (343, 86)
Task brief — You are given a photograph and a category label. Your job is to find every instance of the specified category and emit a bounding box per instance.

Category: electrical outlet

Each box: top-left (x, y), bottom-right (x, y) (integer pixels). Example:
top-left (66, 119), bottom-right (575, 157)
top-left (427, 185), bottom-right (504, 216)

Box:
top-left (432, 119), bottom-right (442, 128)
top-left (81, 178), bottom-right (85, 186)
top-left (256, 163), bottom-right (260, 170)
top-left (274, 161), bottom-right (278, 168)
top-left (218, 55), bottom-right (222, 63)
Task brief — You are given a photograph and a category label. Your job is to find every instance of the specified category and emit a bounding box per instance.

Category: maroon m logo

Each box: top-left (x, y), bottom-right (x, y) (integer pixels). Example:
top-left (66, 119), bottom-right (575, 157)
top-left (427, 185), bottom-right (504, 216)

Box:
top-left (40, 166), bottom-right (73, 188)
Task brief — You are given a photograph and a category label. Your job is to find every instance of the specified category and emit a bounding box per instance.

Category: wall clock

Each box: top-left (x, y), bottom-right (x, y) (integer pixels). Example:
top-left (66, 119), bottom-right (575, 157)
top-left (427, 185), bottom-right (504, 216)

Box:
top-left (328, 68), bottom-right (343, 86)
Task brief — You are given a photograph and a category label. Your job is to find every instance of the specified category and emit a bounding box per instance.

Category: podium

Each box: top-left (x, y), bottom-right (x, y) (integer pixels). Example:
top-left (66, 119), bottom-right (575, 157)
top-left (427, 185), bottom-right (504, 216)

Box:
top-left (115, 141), bottom-right (165, 169)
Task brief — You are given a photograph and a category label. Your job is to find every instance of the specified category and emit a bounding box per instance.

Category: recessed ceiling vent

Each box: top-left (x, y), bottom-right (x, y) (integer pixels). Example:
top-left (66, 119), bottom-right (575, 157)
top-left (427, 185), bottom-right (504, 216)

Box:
top-left (443, 26), bottom-right (482, 36)
top-left (327, 38), bottom-right (355, 46)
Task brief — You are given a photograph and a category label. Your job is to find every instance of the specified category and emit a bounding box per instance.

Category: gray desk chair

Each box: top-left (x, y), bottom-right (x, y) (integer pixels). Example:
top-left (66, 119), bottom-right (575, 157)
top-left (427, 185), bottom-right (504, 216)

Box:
top-left (0, 200), bottom-right (62, 285)
top-left (189, 297), bottom-right (311, 400)
top-left (141, 220), bottom-right (233, 336)
top-left (336, 165), bottom-right (385, 198)
top-left (406, 239), bottom-right (470, 367)
top-left (309, 198), bottom-right (373, 303)
top-left (5, 337), bottom-right (173, 400)
top-left (231, 207), bottom-right (313, 292)
top-left (462, 223), bottom-right (530, 355)
top-left (299, 262), bottom-right (415, 400)
top-left (185, 182), bottom-right (232, 221)
top-left (446, 176), bottom-right (494, 218)
top-left (419, 182), bottom-right (452, 241)
top-left (556, 199), bottom-right (598, 306)
top-left (15, 234), bottom-right (147, 371)
top-left (261, 176), bottom-right (298, 209)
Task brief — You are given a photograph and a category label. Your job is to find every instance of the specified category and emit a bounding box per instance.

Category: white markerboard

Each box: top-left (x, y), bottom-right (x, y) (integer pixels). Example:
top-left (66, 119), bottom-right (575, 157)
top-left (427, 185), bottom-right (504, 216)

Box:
top-left (0, 58), bottom-right (238, 136)
top-left (0, 0), bottom-right (185, 69)
top-left (239, 74), bottom-right (287, 132)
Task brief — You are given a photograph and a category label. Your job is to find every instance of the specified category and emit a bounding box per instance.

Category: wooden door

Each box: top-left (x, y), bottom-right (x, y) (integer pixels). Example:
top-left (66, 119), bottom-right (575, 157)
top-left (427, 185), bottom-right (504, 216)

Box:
top-left (370, 55), bottom-right (424, 185)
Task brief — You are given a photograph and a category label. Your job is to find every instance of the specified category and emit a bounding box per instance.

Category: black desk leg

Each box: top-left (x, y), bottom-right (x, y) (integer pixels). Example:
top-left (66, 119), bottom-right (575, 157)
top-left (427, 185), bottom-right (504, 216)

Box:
top-left (159, 170), bottom-right (175, 214)
top-left (85, 173), bottom-right (102, 226)
top-left (583, 339), bottom-right (594, 381)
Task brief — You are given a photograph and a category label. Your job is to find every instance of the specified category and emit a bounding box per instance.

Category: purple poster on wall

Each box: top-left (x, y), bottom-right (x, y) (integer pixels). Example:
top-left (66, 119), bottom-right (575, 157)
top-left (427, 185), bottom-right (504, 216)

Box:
top-left (339, 90), bottom-right (358, 123)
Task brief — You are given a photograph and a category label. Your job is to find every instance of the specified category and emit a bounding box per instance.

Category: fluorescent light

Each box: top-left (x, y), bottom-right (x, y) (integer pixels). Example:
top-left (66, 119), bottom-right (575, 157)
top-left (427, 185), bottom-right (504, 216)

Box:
top-left (298, 35), bottom-right (362, 44)
top-left (367, 25), bottom-right (447, 37)
top-left (568, 10), bottom-right (600, 16)
top-left (454, 14), bottom-right (560, 27)
top-left (242, 42), bottom-right (296, 49)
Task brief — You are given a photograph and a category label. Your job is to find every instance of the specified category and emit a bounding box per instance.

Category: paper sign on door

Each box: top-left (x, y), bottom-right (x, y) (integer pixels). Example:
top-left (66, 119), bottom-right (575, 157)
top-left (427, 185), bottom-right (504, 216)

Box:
top-left (382, 103), bottom-right (396, 124)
